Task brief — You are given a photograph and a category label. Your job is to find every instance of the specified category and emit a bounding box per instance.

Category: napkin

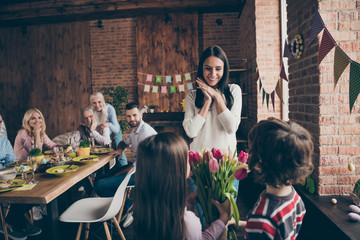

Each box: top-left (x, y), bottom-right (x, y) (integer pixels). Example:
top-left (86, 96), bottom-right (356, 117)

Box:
top-left (14, 184), bottom-right (37, 191)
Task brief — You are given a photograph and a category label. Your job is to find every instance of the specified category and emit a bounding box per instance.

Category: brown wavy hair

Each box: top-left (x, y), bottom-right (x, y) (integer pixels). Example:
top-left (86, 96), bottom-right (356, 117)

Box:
top-left (134, 132), bottom-right (188, 240)
top-left (247, 117), bottom-right (314, 188)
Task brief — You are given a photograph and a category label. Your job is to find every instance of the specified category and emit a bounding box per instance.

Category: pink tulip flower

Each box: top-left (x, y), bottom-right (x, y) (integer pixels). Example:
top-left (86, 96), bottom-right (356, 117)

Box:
top-left (238, 151), bottom-right (249, 163)
top-left (204, 151), bottom-right (211, 162)
top-left (234, 168), bottom-right (248, 180)
top-left (189, 151), bottom-right (196, 165)
top-left (194, 151), bottom-right (202, 164)
top-left (211, 148), bottom-right (223, 160)
top-left (209, 157), bottom-right (219, 173)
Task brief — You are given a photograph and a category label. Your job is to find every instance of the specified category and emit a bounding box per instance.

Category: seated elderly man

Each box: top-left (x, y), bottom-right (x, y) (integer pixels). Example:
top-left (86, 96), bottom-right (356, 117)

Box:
top-left (78, 107), bottom-right (111, 147)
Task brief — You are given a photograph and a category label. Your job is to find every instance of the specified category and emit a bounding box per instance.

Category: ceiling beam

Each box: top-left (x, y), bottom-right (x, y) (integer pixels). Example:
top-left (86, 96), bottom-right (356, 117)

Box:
top-left (0, 0), bottom-right (244, 27)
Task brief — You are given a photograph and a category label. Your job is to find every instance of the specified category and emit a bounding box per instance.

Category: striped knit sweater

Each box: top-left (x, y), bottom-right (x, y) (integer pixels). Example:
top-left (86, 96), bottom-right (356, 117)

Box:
top-left (245, 187), bottom-right (306, 240)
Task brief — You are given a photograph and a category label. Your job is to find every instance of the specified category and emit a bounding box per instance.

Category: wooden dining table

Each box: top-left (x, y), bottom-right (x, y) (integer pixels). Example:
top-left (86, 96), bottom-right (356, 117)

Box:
top-left (0, 154), bottom-right (114, 240)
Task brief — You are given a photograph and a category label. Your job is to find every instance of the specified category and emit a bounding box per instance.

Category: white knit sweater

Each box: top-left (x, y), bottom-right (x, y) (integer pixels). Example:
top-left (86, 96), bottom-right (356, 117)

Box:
top-left (183, 84), bottom-right (242, 153)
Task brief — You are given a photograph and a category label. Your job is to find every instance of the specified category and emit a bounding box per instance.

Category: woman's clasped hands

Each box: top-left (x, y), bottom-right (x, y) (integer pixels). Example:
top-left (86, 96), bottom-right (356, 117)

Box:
top-left (196, 78), bottom-right (220, 102)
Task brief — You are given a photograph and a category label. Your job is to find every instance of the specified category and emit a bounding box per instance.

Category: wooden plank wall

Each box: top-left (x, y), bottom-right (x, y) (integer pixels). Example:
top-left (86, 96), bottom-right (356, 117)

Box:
top-left (0, 22), bottom-right (91, 143)
top-left (136, 13), bottom-right (198, 112)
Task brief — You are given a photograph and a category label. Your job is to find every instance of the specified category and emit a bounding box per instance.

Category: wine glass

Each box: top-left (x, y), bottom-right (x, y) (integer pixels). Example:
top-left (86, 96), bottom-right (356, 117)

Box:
top-left (29, 157), bottom-right (38, 184)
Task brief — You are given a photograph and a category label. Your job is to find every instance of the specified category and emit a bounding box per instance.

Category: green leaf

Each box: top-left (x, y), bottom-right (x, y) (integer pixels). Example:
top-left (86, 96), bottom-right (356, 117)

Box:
top-left (225, 193), bottom-right (240, 228)
top-left (29, 148), bottom-right (43, 156)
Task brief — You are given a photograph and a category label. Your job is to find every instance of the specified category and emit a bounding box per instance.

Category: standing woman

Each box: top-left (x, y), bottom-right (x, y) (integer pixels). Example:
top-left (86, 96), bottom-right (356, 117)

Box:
top-left (14, 108), bottom-right (57, 161)
top-left (183, 46), bottom-right (242, 227)
top-left (90, 92), bottom-right (127, 165)
top-left (183, 45), bottom-right (242, 154)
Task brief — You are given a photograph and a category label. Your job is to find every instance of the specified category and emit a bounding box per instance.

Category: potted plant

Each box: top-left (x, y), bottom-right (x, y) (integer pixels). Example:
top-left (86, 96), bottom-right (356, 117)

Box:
top-left (149, 105), bottom-right (156, 113)
top-left (101, 86), bottom-right (129, 132)
top-left (29, 148), bottom-right (44, 164)
top-left (77, 140), bottom-right (91, 156)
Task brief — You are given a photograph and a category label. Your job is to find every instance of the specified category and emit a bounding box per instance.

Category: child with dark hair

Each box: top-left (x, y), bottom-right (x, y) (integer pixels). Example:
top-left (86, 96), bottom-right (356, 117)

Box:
top-left (243, 117), bottom-right (314, 240)
top-left (134, 132), bottom-right (229, 240)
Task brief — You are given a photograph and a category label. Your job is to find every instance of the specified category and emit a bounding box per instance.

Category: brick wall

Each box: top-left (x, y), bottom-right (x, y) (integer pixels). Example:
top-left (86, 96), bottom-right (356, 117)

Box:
top-left (254, 0), bottom-right (282, 121)
top-left (90, 18), bottom-right (138, 104)
top-left (89, 18), bottom-right (137, 160)
top-left (287, 0), bottom-right (360, 195)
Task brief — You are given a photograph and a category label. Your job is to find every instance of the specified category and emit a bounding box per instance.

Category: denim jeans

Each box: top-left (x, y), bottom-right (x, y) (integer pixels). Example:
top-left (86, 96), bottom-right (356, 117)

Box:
top-left (94, 164), bottom-right (135, 198)
top-left (114, 129), bottom-right (127, 166)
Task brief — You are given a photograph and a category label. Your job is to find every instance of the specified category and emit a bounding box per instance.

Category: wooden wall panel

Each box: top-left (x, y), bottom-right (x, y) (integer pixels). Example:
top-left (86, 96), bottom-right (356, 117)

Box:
top-left (136, 13), bottom-right (198, 112)
top-left (0, 22), bottom-right (91, 143)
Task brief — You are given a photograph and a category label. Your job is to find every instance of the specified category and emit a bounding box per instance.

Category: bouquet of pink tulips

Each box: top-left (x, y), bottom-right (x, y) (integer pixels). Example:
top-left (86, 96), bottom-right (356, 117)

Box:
top-left (189, 148), bottom-right (249, 228)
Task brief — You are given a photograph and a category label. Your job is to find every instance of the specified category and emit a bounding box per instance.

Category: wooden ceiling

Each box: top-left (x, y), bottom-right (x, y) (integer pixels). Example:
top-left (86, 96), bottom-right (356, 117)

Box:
top-left (0, 0), bottom-right (246, 27)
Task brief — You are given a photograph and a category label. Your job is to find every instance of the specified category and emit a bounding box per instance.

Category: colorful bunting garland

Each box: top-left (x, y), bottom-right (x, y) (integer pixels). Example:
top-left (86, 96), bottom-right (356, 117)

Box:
top-left (138, 70), bottom-right (197, 95)
top-left (259, 10), bottom-right (360, 112)
top-left (309, 10), bottom-right (360, 112)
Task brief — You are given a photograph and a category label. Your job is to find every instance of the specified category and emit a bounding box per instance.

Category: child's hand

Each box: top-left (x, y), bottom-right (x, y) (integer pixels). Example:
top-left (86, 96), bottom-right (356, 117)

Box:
top-left (211, 199), bottom-right (230, 224)
top-left (227, 219), bottom-right (247, 228)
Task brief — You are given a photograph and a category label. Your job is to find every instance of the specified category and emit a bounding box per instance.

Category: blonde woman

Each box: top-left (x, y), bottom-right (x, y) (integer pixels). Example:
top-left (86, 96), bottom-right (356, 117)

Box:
top-left (14, 108), bottom-right (56, 161)
top-left (90, 92), bottom-right (127, 165)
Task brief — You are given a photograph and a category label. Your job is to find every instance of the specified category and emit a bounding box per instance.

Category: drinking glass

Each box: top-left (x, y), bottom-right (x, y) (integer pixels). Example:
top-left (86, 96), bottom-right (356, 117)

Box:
top-left (90, 138), bottom-right (95, 150)
top-left (29, 157), bottom-right (38, 184)
top-left (56, 146), bottom-right (64, 159)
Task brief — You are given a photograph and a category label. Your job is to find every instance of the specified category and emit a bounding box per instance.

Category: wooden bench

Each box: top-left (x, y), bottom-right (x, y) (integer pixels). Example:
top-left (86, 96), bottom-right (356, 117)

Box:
top-left (296, 187), bottom-right (360, 240)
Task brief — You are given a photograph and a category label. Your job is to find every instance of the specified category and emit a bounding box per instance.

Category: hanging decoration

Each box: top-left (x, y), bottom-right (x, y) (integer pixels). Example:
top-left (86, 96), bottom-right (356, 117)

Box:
top-left (290, 34), bottom-right (304, 59)
top-left (317, 28), bottom-right (336, 66)
top-left (308, 11), bottom-right (325, 48)
top-left (308, 10), bottom-right (360, 112)
top-left (137, 70), bottom-right (197, 96)
top-left (257, 10), bottom-right (360, 112)
top-left (283, 39), bottom-right (293, 59)
top-left (334, 46), bottom-right (350, 88)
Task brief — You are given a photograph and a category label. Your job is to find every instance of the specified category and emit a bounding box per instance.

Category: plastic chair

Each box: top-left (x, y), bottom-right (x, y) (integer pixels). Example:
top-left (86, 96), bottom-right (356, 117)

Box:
top-left (59, 167), bottom-right (135, 240)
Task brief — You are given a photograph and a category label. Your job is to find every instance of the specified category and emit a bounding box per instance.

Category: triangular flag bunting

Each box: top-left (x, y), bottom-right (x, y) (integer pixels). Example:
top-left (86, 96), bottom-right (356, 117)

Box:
top-left (317, 28), bottom-right (336, 66)
top-left (271, 91), bottom-right (275, 111)
top-left (166, 75), bottom-right (172, 83)
top-left (152, 86), bottom-right (159, 93)
top-left (161, 86), bottom-right (167, 93)
top-left (144, 85), bottom-right (150, 92)
top-left (308, 11), bottom-right (325, 48)
top-left (283, 39), bottom-right (293, 58)
top-left (280, 60), bottom-right (288, 81)
top-left (259, 78), bottom-right (262, 92)
top-left (275, 79), bottom-right (284, 104)
top-left (146, 74), bottom-right (153, 82)
top-left (262, 88), bottom-right (265, 105)
top-left (170, 86), bottom-right (176, 93)
top-left (266, 93), bottom-right (270, 109)
top-left (334, 46), bottom-right (350, 88)
top-left (349, 61), bottom-right (360, 113)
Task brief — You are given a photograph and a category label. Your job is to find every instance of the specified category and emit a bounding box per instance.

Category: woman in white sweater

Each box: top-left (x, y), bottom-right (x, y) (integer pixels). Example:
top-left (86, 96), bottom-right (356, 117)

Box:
top-left (183, 45), bottom-right (242, 228)
top-left (183, 45), bottom-right (242, 154)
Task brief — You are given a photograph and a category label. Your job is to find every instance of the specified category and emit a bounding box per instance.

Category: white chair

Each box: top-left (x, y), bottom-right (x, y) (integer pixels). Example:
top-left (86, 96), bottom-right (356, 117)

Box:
top-left (59, 167), bottom-right (135, 240)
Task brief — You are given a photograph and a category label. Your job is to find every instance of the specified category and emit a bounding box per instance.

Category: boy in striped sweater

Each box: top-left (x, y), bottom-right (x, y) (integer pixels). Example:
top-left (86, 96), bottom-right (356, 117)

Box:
top-left (242, 118), bottom-right (314, 240)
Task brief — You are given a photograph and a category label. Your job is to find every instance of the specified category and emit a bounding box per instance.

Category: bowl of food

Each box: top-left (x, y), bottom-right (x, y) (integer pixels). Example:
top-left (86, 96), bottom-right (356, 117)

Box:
top-left (14, 165), bottom-right (31, 174)
top-left (46, 165), bottom-right (79, 177)
top-left (45, 155), bottom-right (72, 166)
top-left (72, 155), bottom-right (99, 165)
top-left (0, 168), bottom-right (17, 180)
top-left (64, 146), bottom-right (77, 158)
